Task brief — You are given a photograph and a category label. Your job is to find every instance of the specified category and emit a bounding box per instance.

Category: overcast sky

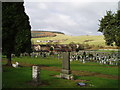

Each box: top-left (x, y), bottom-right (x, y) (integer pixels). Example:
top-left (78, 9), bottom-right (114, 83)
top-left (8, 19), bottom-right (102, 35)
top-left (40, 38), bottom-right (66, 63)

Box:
top-left (24, 0), bottom-right (119, 36)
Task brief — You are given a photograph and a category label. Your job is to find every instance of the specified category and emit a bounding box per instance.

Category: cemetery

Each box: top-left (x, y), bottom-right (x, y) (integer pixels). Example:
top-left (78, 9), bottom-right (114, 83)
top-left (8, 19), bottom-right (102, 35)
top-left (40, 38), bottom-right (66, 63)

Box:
top-left (2, 50), bottom-right (119, 88)
top-left (2, 0), bottom-right (120, 89)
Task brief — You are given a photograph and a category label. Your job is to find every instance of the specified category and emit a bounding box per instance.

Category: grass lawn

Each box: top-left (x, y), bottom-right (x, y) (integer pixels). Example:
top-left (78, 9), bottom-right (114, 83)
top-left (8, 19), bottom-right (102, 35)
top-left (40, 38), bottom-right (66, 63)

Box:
top-left (2, 56), bottom-right (119, 88)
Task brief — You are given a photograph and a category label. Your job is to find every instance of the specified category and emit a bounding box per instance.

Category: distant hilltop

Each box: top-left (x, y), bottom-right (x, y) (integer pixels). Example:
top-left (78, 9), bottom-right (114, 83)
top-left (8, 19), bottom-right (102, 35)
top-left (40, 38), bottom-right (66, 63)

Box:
top-left (31, 31), bottom-right (64, 38)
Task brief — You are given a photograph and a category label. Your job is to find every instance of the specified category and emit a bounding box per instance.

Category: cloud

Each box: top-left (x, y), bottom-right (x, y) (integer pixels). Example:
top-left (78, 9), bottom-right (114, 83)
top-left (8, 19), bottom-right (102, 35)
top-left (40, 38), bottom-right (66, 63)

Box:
top-left (24, 0), bottom-right (119, 2)
top-left (24, 1), bottom-right (118, 36)
top-left (37, 3), bottom-right (48, 9)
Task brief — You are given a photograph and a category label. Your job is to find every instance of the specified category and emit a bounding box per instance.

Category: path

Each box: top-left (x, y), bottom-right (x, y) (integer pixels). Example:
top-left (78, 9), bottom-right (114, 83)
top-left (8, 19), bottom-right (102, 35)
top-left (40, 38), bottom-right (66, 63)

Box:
top-left (40, 66), bottom-right (118, 80)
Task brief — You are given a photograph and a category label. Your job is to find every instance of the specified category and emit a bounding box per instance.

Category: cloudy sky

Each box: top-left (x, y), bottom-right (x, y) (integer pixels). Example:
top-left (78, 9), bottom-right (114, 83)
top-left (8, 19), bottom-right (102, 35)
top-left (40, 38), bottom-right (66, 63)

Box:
top-left (24, 0), bottom-right (119, 36)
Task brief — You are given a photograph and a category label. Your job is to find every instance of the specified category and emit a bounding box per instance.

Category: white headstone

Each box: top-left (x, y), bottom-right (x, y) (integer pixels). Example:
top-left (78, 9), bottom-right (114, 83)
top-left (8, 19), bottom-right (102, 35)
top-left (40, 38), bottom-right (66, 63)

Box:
top-left (32, 66), bottom-right (40, 83)
top-left (16, 62), bottom-right (19, 66)
top-left (104, 61), bottom-right (106, 64)
top-left (12, 62), bottom-right (19, 68)
top-left (83, 59), bottom-right (85, 63)
top-left (70, 59), bottom-right (73, 62)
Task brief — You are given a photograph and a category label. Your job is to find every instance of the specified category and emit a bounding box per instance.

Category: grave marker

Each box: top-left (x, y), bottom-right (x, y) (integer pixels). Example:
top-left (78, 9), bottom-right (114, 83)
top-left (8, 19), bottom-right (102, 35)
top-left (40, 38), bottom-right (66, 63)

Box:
top-left (60, 52), bottom-right (74, 80)
top-left (32, 66), bottom-right (41, 83)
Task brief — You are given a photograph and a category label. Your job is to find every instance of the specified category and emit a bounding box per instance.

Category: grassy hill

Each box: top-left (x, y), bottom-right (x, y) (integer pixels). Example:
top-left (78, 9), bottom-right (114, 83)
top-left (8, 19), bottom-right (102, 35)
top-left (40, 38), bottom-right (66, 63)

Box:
top-left (31, 34), bottom-right (106, 46)
top-left (31, 31), bottom-right (65, 38)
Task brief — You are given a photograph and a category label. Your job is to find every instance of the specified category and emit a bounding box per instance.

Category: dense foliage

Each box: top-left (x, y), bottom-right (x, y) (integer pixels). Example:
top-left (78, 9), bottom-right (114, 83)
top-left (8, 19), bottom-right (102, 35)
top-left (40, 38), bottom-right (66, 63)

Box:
top-left (2, 2), bottom-right (32, 65)
top-left (98, 10), bottom-right (120, 46)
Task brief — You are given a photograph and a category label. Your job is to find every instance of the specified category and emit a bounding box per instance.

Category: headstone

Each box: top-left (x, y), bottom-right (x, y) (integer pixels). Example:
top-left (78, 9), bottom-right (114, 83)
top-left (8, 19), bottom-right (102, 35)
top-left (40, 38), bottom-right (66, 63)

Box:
top-left (115, 62), bottom-right (118, 66)
top-left (103, 61), bottom-right (106, 64)
top-left (32, 66), bottom-right (40, 83)
top-left (77, 55), bottom-right (80, 60)
top-left (83, 59), bottom-right (85, 63)
top-left (43, 53), bottom-right (46, 57)
top-left (12, 62), bottom-right (19, 68)
top-left (109, 61), bottom-right (112, 65)
top-left (60, 52), bottom-right (74, 80)
top-left (57, 54), bottom-right (60, 59)
top-left (70, 59), bottom-right (73, 62)
top-left (31, 53), bottom-right (35, 58)
top-left (35, 55), bottom-right (38, 58)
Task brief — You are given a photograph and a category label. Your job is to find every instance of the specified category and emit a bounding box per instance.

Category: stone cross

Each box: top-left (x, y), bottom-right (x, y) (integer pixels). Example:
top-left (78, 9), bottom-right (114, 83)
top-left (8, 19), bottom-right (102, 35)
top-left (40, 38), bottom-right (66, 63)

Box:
top-left (60, 52), bottom-right (74, 80)
top-left (32, 66), bottom-right (40, 83)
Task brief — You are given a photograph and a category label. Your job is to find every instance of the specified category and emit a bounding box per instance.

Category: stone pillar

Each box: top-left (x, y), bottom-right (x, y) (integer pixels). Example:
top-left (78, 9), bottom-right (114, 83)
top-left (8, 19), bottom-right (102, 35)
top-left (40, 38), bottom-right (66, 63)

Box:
top-left (60, 52), bottom-right (74, 80)
top-left (32, 66), bottom-right (40, 83)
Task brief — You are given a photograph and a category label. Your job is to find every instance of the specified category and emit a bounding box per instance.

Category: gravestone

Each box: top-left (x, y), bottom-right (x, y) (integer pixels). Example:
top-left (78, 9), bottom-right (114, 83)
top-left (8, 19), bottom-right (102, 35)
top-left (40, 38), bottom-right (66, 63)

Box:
top-left (57, 53), bottom-right (60, 59)
top-left (83, 59), bottom-right (85, 63)
top-left (60, 52), bottom-right (74, 80)
top-left (32, 66), bottom-right (40, 84)
top-left (43, 53), bottom-right (46, 58)
top-left (12, 62), bottom-right (19, 68)
top-left (103, 61), bottom-right (106, 64)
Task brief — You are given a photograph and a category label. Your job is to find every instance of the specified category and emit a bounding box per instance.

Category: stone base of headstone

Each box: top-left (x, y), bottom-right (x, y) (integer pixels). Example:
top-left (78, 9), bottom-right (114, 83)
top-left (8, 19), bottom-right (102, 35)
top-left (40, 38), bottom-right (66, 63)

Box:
top-left (60, 73), bottom-right (74, 80)
top-left (60, 69), bottom-right (74, 80)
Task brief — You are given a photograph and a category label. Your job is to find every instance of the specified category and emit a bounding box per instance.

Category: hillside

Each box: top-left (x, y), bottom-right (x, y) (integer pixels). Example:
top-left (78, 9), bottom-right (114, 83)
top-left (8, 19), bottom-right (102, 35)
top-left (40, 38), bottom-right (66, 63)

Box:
top-left (31, 31), bottom-right (64, 38)
top-left (31, 34), bottom-right (106, 47)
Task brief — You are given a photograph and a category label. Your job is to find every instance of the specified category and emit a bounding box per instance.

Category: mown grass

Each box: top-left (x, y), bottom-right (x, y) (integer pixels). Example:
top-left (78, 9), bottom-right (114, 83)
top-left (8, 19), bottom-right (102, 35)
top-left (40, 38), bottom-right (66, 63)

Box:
top-left (2, 56), bottom-right (119, 88)
top-left (77, 76), bottom-right (118, 88)
top-left (2, 66), bottom-right (118, 88)
top-left (2, 56), bottom-right (118, 76)
top-left (71, 61), bottom-right (118, 76)
top-left (3, 66), bottom-right (83, 88)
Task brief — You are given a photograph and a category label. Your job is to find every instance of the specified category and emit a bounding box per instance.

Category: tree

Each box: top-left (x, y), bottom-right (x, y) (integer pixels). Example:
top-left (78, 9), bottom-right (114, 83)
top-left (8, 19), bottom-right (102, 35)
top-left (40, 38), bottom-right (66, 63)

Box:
top-left (49, 46), bottom-right (54, 55)
top-left (2, 2), bottom-right (32, 66)
top-left (75, 44), bottom-right (85, 51)
top-left (50, 46), bottom-right (54, 51)
top-left (98, 10), bottom-right (120, 46)
top-left (69, 42), bottom-right (76, 51)
top-left (114, 10), bottom-right (120, 46)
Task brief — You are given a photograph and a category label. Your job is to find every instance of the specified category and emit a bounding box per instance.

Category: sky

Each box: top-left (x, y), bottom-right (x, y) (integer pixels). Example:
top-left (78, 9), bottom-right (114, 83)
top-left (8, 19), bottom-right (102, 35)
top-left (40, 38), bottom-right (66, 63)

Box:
top-left (24, 0), bottom-right (119, 36)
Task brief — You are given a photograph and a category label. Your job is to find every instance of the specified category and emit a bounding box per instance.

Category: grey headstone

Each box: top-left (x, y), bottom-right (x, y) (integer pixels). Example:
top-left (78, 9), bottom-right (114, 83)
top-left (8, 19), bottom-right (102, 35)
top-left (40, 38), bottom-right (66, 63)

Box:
top-left (60, 52), bottom-right (74, 80)
top-left (62, 52), bottom-right (70, 73)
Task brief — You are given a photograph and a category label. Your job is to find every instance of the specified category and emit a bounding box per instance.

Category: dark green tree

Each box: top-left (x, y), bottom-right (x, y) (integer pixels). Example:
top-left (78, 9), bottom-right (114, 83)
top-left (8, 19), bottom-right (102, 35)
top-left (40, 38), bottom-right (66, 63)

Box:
top-left (2, 2), bottom-right (32, 66)
top-left (98, 10), bottom-right (120, 46)
top-left (50, 46), bottom-right (54, 51)
top-left (49, 46), bottom-right (54, 55)
top-left (114, 10), bottom-right (120, 46)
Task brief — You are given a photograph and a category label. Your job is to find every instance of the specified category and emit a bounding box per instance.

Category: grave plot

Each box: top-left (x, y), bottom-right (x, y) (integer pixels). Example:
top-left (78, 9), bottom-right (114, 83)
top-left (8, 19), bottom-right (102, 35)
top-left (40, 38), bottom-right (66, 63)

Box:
top-left (30, 52), bottom-right (48, 58)
top-left (2, 54), bottom-right (118, 88)
top-left (69, 51), bottom-right (119, 66)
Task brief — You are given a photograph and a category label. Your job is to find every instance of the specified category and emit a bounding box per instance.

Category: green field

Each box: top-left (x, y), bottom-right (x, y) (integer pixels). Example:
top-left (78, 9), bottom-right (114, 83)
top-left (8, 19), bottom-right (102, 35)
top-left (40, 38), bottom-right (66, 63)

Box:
top-left (31, 34), bottom-right (106, 46)
top-left (2, 56), bottom-right (119, 88)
